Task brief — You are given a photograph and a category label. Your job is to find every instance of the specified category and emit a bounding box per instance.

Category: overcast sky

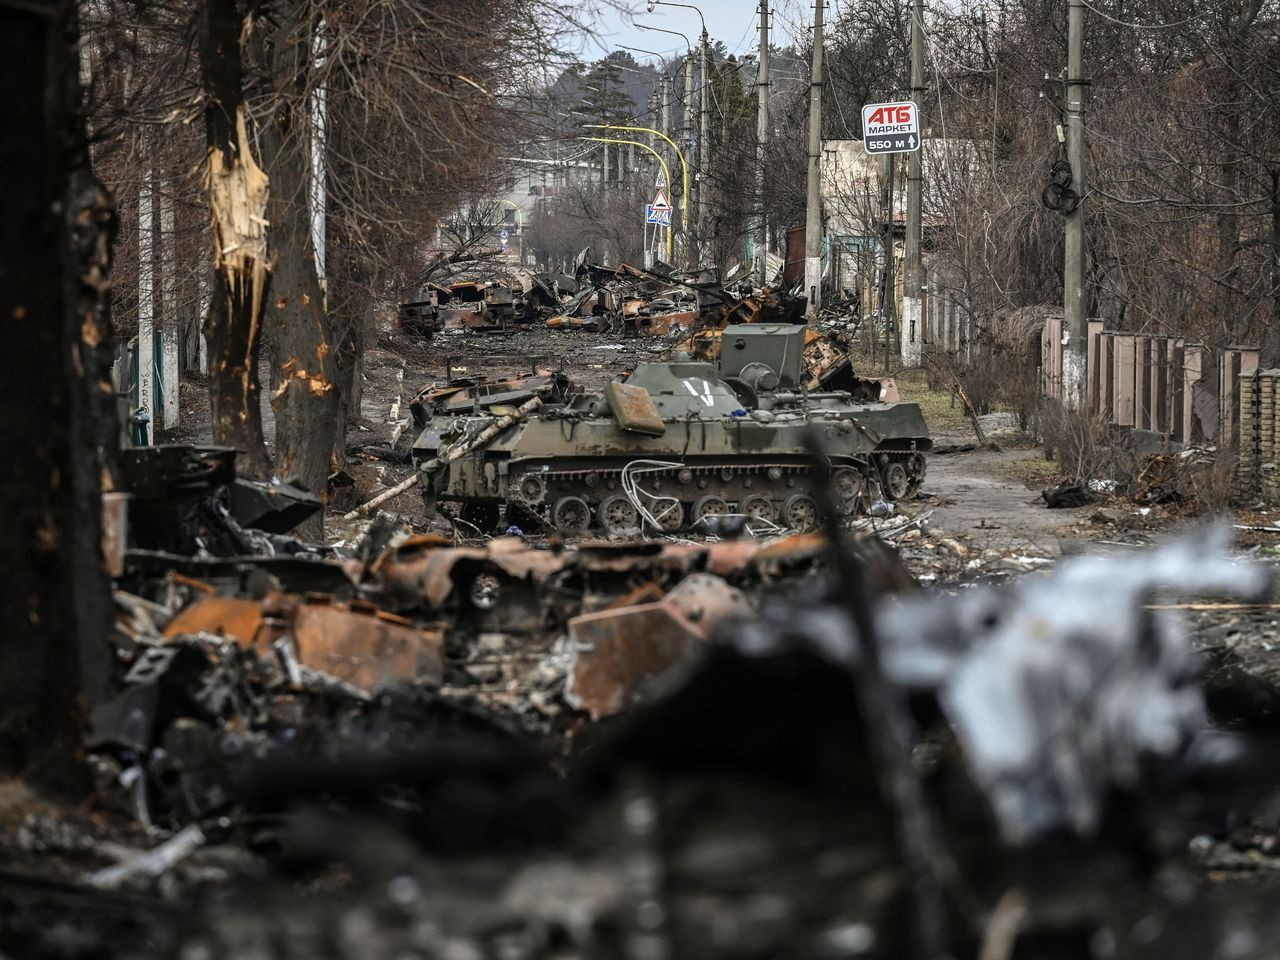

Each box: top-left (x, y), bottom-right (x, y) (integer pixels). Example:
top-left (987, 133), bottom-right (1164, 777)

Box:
top-left (579, 0), bottom-right (813, 65)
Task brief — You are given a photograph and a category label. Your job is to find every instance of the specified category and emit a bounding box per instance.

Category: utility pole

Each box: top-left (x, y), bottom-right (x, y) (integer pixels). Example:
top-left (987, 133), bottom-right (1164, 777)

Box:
top-left (138, 162), bottom-right (155, 445)
top-left (661, 77), bottom-right (674, 265)
top-left (1063, 0), bottom-right (1088, 406)
top-left (683, 51), bottom-right (695, 265)
top-left (682, 53), bottom-right (695, 185)
top-left (803, 0), bottom-right (825, 317)
top-left (883, 154), bottom-right (897, 359)
top-left (661, 73), bottom-right (672, 140)
top-left (753, 0), bottom-right (770, 284)
top-left (698, 27), bottom-right (711, 265)
top-left (903, 0), bottom-right (924, 365)
top-left (160, 190), bottom-right (178, 430)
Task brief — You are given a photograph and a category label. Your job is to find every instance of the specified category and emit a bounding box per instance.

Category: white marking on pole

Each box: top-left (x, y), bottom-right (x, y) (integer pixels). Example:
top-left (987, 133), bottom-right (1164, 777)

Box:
top-left (309, 21), bottom-right (327, 291)
top-left (160, 190), bottom-right (179, 430)
top-left (138, 165), bottom-right (155, 445)
top-left (901, 296), bottom-right (923, 367)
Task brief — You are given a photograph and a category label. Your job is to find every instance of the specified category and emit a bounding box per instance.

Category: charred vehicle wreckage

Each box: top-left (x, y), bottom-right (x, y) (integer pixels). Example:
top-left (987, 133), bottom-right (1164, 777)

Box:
top-left (409, 324), bottom-right (931, 535)
top-left (397, 255), bottom-right (806, 338)
top-left (16, 441), bottom-right (1280, 960)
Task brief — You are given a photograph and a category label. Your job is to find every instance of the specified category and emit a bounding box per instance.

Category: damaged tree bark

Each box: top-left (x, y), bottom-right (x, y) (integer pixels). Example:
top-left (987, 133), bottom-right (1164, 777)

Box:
top-left (200, 0), bottom-right (273, 478)
top-left (0, 0), bottom-right (116, 792)
top-left (258, 2), bottom-right (339, 518)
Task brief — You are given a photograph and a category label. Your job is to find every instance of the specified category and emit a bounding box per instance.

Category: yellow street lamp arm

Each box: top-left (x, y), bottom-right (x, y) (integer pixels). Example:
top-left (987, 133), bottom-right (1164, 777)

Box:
top-left (584, 123), bottom-right (689, 232)
top-left (580, 136), bottom-right (674, 261)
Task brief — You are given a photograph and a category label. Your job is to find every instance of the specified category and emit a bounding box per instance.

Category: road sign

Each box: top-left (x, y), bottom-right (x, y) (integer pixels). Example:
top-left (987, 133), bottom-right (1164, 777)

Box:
top-left (645, 204), bottom-right (672, 226)
top-left (650, 187), bottom-right (672, 212)
top-left (499, 228), bottom-right (509, 240)
top-left (861, 101), bottom-right (920, 155)
top-left (655, 170), bottom-right (667, 189)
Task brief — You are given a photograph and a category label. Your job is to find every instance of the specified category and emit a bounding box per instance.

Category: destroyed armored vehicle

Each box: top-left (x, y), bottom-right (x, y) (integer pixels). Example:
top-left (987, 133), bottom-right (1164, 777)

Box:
top-left (410, 325), bottom-right (931, 535)
top-left (398, 281), bottom-right (516, 337)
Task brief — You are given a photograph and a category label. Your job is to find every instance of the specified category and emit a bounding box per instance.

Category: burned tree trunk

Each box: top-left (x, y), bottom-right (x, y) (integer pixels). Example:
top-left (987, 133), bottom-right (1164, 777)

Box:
top-left (330, 242), bottom-right (367, 463)
top-left (326, 71), bottom-right (369, 466)
top-left (259, 2), bottom-right (339, 516)
top-left (0, 0), bottom-right (116, 792)
top-left (1260, 169), bottom-right (1280, 368)
top-left (200, 0), bottom-right (273, 478)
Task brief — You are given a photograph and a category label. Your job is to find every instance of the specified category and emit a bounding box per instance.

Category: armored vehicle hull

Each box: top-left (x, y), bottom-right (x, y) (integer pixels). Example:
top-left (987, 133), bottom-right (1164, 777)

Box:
top-left (410, 325), bottom-right (930, 536)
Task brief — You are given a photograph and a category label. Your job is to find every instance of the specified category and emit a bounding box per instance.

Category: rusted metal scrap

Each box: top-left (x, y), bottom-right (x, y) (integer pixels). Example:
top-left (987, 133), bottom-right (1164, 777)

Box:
top-left (565, 573), bottom-right (755, 720)
top-left (118, 445), bottom-right (324, 557)
top-left (367, 534), bottom-right (825, 634)
top-left (163, 591), bottom-right (444, 690)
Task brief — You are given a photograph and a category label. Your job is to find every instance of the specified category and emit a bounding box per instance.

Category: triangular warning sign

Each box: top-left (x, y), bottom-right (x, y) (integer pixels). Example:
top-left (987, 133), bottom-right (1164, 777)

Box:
top-left (650, 187), bottom-right (672, 212)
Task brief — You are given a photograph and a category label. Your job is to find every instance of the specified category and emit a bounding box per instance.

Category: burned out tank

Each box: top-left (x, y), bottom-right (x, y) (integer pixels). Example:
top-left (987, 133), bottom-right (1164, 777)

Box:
top-left (409, 325), bottom-right (931, 536)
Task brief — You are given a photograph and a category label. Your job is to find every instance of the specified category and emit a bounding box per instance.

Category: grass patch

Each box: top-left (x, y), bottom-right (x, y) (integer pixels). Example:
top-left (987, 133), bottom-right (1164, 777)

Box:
top-left (891, 367), bottom-right (972, 432)
top-left (995, 456), bottom-right (1061, 488)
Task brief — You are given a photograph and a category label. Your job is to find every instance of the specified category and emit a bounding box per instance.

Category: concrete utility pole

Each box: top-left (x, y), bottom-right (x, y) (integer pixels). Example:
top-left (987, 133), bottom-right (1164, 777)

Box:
top-left (699, 27), bottom-right (711, 256)
top-left (683, 54), bottom-right (695, 179)
top-left (137, 164), bottom-right (154, 444)
top-left (903, 0), bottom-right (924, 365)
top-left (160, 191), bottom-right (178, 430)
top-left (660, 75), bottom-right (674, 263)
top-left (883, 154), bottom-right (897, 357)
top-left (661, 73), bottom-right (672, 139)
top-left (753, 0), bottom-right (770, 284)
top-left (804, 0), bottom-right (825, 316)
top-left (1063, 0), bottom-right (1088, 406)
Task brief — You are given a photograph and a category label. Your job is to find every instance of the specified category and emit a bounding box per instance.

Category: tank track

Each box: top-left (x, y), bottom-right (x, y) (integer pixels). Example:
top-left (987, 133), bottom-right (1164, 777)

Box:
top-left (447, 455), bottom-right (911, 535)
top-left (443, 452), bottom-right (928, 536)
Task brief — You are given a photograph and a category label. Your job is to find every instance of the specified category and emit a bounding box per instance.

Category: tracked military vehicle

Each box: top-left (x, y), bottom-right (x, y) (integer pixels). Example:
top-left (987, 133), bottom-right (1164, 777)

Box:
top-left (409, 325), bottom-right (930, 535)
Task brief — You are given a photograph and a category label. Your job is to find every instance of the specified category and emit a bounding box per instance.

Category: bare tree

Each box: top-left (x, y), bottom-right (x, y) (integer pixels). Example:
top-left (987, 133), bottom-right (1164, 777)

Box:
top-left (200, 0), bottom-right (273, 476)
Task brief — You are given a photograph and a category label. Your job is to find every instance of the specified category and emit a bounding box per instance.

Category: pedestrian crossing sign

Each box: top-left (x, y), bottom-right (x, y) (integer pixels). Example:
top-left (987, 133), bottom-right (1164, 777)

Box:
top-left (645, 204), bottom-right (672, 226)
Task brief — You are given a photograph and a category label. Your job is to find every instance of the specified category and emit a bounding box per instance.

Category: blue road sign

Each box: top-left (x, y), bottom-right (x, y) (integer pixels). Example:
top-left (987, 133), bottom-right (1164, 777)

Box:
top-left (645, 204), bottom-right (672, 226)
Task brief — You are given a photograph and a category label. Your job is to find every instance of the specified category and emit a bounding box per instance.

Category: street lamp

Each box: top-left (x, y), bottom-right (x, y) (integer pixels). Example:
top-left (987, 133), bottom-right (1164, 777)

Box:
top-left (584, 123), bottom-right (689, 233)
top-left (642, 2), bottom-right (710, 261)
top-left (579, 136), bottom-right (675, 261)
top-left (619, 44), bottom-right (668, 72)
top-left (647, 0), bottom-right (705, 36)
top-left (636, 23), bottom-right (695, 188)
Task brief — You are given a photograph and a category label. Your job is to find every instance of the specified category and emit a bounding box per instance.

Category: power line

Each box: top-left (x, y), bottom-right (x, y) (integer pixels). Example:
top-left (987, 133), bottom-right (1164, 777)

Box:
top-left (918, 18), bottom-right (997, 75)
top-left (1077, 0), bottom-right (1206, 31)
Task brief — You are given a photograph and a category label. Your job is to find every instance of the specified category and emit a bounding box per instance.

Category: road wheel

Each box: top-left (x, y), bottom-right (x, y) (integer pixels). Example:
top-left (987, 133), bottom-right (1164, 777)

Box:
top-left (599, 494), bottom-right (640, 537)
top-left (739, 495), bottom-right (775, 523)
top-left (831, 466), bottom-right (866, 514)
top-left (516, 473), bottom-right (546, 505)
top-left (691, 495), bottom-right (730, 526)
top-left (905, 453), bottom-right (927, 499)
top-left (551, 496), bottom-right (591, 536)
top-left (880, 461), bottom-right (910, 501)
top-left (650, 497), bottom-right (685, 532)
top-left (782, 494), bottom-right (820, 531)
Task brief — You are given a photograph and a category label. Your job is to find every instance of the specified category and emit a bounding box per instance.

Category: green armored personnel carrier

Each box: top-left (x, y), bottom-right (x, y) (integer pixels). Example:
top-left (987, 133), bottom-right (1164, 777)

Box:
top-left (409, 325), bottom-right (931, 535)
